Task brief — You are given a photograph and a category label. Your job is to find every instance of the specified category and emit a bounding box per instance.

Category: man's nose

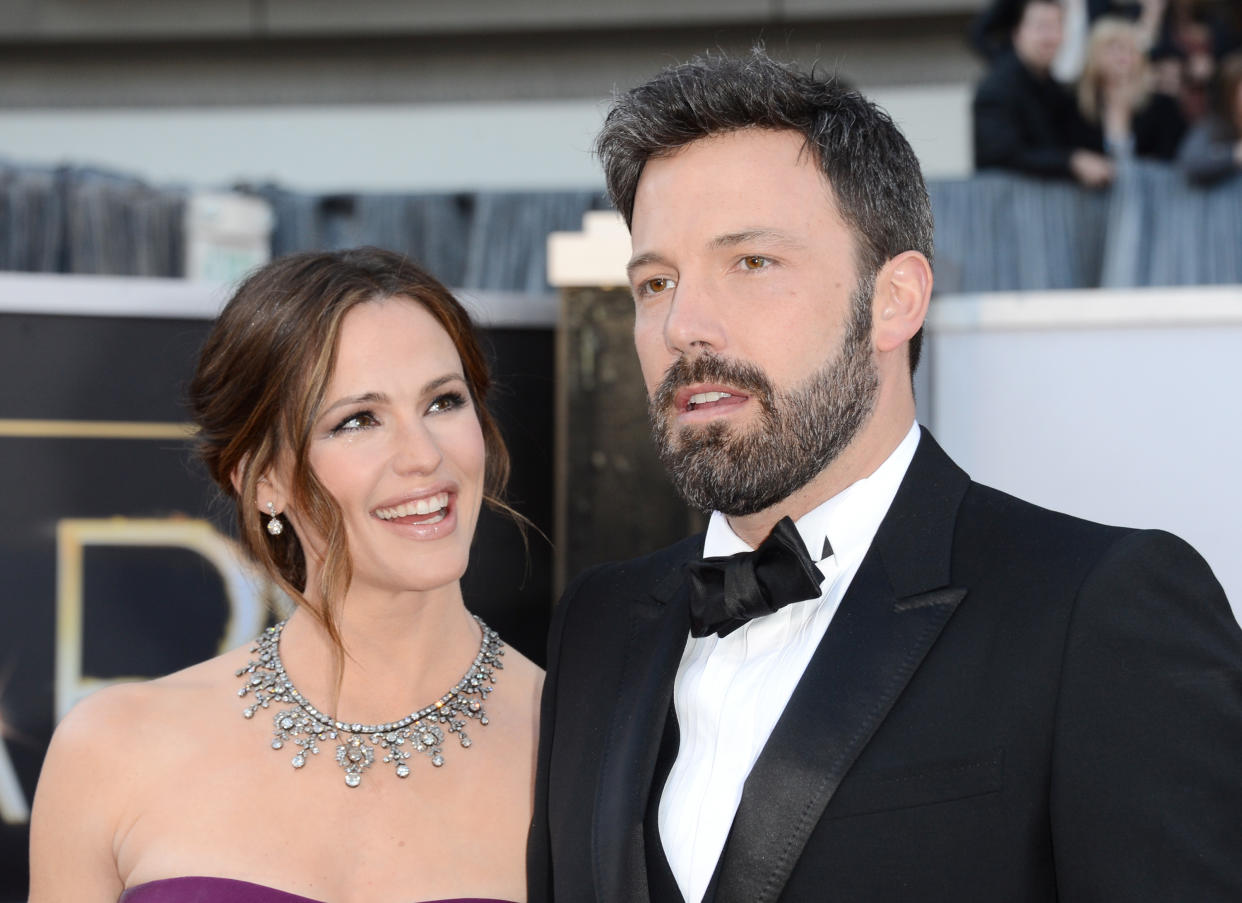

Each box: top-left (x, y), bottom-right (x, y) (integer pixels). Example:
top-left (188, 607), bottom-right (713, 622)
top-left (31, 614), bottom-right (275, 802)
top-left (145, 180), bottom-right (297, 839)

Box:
top-left (663, 276), bottom-right (727, 356)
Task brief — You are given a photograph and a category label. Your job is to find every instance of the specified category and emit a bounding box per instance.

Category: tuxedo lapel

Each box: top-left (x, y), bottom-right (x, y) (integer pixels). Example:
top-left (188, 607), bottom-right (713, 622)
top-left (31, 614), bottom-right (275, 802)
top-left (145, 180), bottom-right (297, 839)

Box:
top-left (715, 430), bottom-right (970, 903)
top-left (593, 549), bottom-right (696, 903)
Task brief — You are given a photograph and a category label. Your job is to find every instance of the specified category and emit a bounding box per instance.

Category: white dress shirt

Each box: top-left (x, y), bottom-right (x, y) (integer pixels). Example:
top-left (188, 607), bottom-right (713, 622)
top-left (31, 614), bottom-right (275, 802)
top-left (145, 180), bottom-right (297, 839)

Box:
top-left (657, 422), bottom-right (922, 903)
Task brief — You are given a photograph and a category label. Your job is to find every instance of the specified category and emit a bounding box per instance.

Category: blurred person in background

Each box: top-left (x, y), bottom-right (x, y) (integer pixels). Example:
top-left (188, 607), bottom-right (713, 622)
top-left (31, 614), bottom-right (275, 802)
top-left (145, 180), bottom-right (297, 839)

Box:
top-left (971, 0), bottom-right (1167, 80)
top-left (1179, 52), bottom-right (1242, 183)
top-left (1156, 0), bottom-right (1241, 121)
top-left (974, 0), bottom-right (1117, 185)
top-left (28, 248), bottom-right (542, 903)
top-left (1169, 13), bottom-right (1222, 120)
top-left (1148, 38), bottom-right (1189, 102)
top-left (1077, 17), bottom-right (1187, 159)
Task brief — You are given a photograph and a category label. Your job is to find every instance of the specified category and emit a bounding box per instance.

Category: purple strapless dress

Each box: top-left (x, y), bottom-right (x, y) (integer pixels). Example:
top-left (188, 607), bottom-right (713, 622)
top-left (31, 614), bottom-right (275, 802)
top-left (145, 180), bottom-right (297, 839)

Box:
top-left (119, 876), bottom-right (518, 903)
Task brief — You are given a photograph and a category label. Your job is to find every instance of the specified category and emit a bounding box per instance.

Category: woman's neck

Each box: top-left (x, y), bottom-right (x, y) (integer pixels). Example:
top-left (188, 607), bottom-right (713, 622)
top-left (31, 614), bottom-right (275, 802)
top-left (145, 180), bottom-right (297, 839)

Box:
top-left (276, 582), bottom-right (483, 725)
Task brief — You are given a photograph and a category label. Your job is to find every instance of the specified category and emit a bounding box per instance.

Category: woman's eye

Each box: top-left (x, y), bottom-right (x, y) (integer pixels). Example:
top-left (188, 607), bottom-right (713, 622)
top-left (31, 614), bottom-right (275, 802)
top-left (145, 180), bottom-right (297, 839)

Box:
top-left (428, 391), bottom-right (467, 414)
top-left (741, 255), bottom-right (770, 270)
top-left (330, 411), bottom-right (378, 434)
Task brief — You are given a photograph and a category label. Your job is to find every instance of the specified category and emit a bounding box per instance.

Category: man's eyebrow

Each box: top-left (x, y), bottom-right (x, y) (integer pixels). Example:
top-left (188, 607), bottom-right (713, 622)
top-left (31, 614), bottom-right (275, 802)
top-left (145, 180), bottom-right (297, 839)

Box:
top-left (710, 228), bottom-right (805, 250)
top-left (626, 251), bottom-right (671, 277)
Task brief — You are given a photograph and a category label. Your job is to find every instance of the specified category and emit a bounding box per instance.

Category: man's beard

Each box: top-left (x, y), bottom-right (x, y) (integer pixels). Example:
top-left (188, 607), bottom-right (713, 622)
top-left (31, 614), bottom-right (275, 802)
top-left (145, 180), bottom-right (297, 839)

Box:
top-left (649, 281), bottom-right (879, 516)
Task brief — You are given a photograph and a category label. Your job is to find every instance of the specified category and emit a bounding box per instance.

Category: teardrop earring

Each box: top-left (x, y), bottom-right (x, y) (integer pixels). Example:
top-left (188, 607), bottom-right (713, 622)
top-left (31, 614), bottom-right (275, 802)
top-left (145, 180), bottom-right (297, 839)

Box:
top-left (265, 501), bottom-right (284, 536)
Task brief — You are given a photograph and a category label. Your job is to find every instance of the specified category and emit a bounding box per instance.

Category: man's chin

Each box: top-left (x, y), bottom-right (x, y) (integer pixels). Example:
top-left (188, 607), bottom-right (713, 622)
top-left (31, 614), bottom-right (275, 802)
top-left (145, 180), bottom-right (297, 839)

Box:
top-left (670, 417), bottom-right (735, 448)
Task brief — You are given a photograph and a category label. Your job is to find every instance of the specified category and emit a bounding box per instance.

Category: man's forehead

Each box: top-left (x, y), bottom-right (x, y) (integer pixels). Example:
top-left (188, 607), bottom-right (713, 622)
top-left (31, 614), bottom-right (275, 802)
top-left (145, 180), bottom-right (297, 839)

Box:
top-left (632, 131), bottom-right (836, 205)
top-left (1018, 0), bottom-right (1062, 26)
top-left (629, 136), bottom-right (843, 252)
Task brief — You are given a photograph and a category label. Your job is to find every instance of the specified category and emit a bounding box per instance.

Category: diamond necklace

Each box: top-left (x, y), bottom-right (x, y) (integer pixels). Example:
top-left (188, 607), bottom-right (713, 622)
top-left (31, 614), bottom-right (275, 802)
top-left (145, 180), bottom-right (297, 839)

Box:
top-left (237, 615), bottom-right (503, 787)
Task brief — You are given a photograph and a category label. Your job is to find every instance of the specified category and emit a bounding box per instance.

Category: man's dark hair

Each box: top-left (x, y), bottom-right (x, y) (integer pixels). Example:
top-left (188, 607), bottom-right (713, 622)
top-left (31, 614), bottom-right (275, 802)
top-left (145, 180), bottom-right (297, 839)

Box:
top-left (1019, 0), bottom-right (1061, 18)
top-left (595, 48), bottom-right (934, 374)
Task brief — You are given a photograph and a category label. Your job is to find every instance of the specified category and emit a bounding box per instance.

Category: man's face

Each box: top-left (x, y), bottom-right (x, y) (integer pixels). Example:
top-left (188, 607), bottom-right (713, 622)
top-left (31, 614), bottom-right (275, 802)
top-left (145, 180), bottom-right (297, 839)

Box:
top-left (627, 128), bottom-right (879, 516)
top-left (1013, 1), bottom-right (1063, 74)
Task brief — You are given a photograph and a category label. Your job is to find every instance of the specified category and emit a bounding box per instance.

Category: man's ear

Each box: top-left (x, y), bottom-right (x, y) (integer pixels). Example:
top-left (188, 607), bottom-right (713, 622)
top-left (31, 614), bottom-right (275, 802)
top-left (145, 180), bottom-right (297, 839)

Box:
top-left (873, 250), bottom-right (932, 355)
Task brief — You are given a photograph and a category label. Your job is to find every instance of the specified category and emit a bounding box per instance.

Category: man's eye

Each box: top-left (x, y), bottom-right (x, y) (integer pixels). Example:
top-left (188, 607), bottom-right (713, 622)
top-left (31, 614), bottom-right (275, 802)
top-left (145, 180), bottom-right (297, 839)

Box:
top-left (741, 255), bottom-right (770, 270)
top-left (640, 276), bottom-right (676, 296)
top-left (330, 412), bottom-right (378, 434)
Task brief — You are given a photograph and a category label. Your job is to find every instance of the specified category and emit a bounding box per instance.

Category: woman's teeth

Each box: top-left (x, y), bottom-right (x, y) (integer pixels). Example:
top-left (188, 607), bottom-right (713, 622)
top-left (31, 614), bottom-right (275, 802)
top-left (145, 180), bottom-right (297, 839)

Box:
top-left (374, 492), bottom-right (450, 520)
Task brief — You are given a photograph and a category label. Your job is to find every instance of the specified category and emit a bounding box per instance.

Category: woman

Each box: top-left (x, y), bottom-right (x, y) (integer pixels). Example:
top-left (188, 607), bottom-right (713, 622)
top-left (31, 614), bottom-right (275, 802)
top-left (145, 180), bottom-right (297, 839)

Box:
top-left (28, 248), bottom-right (543, 903)
top-left (1077, 16), bottom-right (1188, 159)
top-left (1179, 52), bottom-right (1242, 183)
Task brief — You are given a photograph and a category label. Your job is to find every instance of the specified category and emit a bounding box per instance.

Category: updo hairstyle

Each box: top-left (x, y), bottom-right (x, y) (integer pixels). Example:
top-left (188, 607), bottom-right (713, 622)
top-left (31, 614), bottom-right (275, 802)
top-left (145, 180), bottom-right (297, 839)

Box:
top-left (187, 247), bottom-right (510, 651)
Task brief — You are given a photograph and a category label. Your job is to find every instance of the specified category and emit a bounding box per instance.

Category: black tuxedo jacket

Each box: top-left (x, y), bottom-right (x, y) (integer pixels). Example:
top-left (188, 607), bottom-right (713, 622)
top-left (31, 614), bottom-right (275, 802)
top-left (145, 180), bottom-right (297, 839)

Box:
top-left (528, 430), bottom-right (1242, 902)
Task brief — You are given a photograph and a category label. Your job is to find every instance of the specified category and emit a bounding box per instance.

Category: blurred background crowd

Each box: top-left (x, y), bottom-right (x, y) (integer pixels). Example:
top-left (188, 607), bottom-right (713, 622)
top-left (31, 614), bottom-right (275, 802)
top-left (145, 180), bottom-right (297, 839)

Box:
top-left (972, 0), bottom-right (1241, 186)
top-left (1, 0), bottom-right (1240, 290)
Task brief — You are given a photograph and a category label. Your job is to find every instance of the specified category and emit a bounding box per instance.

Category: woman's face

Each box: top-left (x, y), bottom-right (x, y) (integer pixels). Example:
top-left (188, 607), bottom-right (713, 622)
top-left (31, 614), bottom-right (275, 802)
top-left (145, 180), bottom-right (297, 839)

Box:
top-left (289, 296), bottom-right (486, 598)
top-left (1098, 33), bottom-right (1140, 84)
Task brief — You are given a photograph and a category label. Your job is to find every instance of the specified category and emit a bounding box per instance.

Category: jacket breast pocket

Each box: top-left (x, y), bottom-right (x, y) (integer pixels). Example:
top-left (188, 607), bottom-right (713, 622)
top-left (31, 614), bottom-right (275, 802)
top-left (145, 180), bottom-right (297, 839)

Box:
top-left (824, 748), bottom-right (1005, 820)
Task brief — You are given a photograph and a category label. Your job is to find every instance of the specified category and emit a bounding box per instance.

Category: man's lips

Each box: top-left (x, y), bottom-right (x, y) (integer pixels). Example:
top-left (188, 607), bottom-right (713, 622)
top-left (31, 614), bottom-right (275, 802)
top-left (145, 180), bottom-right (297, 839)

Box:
top-left (673, 384), bottom-right (751, 415)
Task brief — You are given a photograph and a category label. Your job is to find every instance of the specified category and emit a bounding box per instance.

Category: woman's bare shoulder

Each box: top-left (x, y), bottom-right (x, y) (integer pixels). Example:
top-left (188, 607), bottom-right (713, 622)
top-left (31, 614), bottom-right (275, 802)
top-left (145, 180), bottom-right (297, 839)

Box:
top-left (29, 644), bottom-right (256, 902)
top-left (48, 642), bottom-right (254, 762)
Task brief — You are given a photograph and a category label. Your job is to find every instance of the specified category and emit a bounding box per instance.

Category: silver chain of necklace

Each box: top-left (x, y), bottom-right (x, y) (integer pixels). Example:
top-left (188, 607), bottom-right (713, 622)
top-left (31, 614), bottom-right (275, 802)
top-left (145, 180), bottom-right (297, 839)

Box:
top-left (237, 615), bottom-right (503, 787)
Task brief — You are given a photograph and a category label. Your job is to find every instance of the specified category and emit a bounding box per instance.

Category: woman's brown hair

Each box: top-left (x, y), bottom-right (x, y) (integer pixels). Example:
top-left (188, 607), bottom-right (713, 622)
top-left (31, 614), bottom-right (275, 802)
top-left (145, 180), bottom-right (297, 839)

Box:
top-left (188, 247), bottom-right (511, 657)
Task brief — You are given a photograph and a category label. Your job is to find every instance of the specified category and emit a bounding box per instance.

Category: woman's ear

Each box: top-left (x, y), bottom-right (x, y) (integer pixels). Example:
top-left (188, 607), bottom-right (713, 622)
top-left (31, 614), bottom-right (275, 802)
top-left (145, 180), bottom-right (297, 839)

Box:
top-left (232, 455), bottom-right (288, 517)
top-left (872, 250), bottom-right (932, 356)
top-left (254, 478), bottom-right (289, 518)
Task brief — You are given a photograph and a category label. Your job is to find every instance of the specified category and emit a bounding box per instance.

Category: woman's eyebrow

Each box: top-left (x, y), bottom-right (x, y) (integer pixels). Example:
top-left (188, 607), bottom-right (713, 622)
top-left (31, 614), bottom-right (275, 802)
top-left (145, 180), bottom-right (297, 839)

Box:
top-left (320, 391), bottom-right (388, 418)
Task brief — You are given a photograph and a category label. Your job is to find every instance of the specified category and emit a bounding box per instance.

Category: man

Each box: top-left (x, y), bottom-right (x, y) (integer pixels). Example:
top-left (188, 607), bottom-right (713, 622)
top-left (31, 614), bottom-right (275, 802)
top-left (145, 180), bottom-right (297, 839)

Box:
top-left (974, 0), bottom-right (1115, 185)
top-left (529, 50), bottom-right (1242, 902)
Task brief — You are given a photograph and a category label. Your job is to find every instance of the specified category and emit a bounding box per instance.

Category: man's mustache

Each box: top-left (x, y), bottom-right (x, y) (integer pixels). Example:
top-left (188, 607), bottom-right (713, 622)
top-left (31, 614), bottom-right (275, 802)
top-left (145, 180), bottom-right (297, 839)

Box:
top-left (651, 354), bottom-right (776, 415)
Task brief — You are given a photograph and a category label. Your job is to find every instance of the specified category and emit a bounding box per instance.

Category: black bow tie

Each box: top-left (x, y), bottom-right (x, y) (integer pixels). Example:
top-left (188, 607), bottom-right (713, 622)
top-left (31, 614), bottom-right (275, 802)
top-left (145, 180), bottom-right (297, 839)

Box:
top-left (687, 516), bottom-right (828, 639)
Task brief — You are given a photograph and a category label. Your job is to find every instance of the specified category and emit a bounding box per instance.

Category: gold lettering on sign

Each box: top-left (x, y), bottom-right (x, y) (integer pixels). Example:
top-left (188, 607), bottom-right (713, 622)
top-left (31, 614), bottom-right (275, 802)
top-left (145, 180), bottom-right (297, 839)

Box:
top-left (55, 518), bottom-right (286, 722)
top-left (0, 419), bottom-right (197, 440)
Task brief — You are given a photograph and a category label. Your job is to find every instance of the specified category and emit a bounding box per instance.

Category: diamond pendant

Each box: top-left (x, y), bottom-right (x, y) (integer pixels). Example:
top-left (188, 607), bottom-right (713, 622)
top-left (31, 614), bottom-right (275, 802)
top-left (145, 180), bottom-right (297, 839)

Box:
top-left (337, 735), bottom-right (374, 787)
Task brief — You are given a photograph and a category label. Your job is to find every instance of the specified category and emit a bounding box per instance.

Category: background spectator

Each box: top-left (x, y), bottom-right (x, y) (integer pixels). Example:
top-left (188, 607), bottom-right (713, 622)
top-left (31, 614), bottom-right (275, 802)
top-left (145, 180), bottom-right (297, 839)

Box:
top-left (1156, 0), bottom-right (1242, 120)
top-left (971, 0), bottom-right (1167, 80)
top-left (1077, 17), bottom-right (1187, 159)
top-left (1178, 52), bottom-right (1242, 183)
top-left (974, 0), bottom-right (1116, 185)
top-left (1149, 39), bottom-right (1188, 100)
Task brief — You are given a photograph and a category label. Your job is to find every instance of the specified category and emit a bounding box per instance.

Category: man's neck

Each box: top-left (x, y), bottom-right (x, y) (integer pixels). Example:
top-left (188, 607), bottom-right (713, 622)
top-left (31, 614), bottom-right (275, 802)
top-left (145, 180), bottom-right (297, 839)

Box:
top-left (725, 408), bottom-right (917, 549)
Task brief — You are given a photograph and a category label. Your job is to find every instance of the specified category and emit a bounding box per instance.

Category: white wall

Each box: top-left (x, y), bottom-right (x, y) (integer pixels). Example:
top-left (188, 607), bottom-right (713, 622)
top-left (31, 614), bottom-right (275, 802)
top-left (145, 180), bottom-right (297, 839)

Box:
top-left (0, 101), bottom-right (609, 193)
top-left (0, 87), bottom-right (972, 194)
top-left (0, 271), bottom-right (556, 327)
top-left (924, 286), bottom-right (1242, 623)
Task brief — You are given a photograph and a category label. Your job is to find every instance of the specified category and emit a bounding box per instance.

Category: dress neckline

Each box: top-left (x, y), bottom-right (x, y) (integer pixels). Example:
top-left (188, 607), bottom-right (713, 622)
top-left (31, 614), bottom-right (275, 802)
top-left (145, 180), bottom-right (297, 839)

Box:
top-left (119, 875), bottom-right (519, 903)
